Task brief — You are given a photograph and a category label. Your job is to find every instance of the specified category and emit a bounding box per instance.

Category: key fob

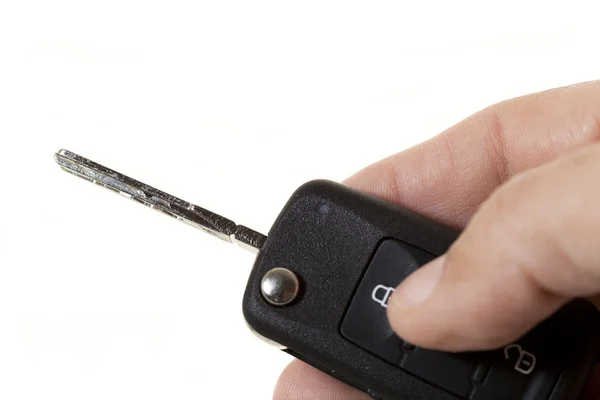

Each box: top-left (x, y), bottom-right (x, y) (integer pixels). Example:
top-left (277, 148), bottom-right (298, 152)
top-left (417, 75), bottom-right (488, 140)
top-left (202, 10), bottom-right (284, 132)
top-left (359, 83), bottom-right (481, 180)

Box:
top-left (243, 180), bottom-right (600, 400)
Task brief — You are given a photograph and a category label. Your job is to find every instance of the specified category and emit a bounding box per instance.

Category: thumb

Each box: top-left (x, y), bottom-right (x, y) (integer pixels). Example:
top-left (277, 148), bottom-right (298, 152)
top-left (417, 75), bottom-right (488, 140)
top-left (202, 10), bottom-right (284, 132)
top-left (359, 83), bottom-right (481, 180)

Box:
top-left (387, 142), bottom-right (600, 352)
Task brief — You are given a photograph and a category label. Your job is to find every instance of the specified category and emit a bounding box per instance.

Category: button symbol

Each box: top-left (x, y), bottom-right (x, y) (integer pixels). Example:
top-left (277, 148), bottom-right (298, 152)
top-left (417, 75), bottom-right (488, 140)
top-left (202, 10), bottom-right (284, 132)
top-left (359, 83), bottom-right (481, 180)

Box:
top-left (372, 284), bottom-right (395, 308)
top-left (504, 344), bottom-right (536, 375)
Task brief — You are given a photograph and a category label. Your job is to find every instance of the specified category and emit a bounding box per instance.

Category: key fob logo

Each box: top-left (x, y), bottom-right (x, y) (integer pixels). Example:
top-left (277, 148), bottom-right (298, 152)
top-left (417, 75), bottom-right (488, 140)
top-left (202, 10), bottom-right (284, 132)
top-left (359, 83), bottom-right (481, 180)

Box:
top-left (504, 344), bottom-right (536, 375)
top-left (372, 285), bottom-right (395, 308)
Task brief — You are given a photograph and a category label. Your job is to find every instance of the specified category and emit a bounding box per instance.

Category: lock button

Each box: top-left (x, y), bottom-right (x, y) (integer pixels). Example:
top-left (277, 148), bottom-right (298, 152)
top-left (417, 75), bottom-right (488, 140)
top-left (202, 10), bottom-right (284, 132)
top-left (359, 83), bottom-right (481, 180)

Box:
top-left (340, 239), bottom-right (436, 365)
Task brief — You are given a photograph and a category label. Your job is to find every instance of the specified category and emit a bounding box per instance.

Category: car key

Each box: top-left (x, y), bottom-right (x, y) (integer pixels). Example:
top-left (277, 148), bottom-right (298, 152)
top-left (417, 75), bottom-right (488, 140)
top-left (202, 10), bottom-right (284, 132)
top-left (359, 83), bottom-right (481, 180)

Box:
top-left (55, 149), bottom-right (600, 400)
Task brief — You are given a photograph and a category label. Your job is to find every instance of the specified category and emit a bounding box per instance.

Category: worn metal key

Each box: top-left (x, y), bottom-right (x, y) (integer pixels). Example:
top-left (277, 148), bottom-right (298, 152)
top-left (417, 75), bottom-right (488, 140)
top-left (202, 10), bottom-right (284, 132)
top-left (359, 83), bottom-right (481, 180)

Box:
top-left (54, 149), bottom-right (266, 252)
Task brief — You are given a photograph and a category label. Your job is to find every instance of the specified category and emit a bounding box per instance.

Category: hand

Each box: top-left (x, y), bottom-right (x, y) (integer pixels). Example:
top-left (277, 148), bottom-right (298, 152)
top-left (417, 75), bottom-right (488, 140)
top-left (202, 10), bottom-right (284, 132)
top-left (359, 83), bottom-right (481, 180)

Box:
top-left (273, 80), bottom-right (600, 400)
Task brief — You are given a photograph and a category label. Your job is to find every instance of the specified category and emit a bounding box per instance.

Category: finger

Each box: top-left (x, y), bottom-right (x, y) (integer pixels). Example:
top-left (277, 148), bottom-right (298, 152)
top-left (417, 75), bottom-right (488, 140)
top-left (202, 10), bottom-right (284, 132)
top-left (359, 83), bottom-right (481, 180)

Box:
top-left (345, 80), bottom-right (600, 228)
top-left (387, 142), bottom-right (600, 351)
top-left (273, 359), bottom-right (370, 400)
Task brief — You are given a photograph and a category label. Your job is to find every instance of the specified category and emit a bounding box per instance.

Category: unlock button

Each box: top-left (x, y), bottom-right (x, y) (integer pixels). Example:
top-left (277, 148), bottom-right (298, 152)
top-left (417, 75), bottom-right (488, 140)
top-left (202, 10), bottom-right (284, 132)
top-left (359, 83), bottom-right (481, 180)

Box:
top-left (471, 340), bottom-right (559, 399)
top-left (504, 344), bottom-right (536, 375)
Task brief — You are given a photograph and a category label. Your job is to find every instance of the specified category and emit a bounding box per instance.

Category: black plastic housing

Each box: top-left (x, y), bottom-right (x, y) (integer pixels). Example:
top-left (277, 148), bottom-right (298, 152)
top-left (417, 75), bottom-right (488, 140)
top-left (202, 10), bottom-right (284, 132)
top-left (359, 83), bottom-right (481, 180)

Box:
top-left (242, 180), bottom-right (600, 400)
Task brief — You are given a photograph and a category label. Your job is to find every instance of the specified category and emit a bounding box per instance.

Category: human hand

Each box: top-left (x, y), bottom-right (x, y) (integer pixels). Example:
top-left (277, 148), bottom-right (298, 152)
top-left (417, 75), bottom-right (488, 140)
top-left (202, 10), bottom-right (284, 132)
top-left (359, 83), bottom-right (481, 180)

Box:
top-left (273, 80), bottom-right (600, 399)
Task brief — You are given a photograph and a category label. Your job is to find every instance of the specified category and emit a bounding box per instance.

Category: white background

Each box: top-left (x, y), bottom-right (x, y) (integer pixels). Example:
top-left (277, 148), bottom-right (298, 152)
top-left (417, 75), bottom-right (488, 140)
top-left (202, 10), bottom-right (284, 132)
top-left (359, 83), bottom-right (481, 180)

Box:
top-left (0, 1), bottom-right (598, 399)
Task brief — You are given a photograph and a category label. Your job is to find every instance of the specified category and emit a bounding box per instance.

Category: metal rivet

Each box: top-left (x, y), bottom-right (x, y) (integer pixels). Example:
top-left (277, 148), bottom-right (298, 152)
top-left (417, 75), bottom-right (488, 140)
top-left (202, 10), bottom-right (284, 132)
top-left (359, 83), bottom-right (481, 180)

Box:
top-left (260, 268), bottom-right (300, 306)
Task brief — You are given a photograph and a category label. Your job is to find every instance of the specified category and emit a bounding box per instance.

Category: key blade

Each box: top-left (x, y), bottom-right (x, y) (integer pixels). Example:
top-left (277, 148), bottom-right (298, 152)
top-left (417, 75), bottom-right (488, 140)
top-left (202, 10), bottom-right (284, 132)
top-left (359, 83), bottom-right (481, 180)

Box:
top-left (54, 149), bottom-right (267, 251)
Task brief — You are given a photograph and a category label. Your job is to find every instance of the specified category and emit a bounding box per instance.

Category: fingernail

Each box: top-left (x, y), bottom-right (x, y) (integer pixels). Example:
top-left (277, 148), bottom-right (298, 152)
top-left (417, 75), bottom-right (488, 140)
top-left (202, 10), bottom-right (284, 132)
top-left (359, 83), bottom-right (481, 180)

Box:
top-left (392, 256), bottom-right (445, 310)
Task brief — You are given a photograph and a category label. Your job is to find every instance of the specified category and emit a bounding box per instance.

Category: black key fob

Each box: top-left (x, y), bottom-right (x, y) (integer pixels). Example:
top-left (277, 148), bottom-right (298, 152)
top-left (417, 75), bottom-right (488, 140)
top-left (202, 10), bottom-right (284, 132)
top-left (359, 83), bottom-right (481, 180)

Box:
top-left (243, 180), bottom-right (600, 400)
top-left (53, 151), bottom-right (600, 400)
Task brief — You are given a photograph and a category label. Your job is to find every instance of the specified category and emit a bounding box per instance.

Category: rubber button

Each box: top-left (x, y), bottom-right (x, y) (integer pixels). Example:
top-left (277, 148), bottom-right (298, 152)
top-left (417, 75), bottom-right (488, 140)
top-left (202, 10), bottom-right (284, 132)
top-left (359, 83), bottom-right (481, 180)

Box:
top-left (340, 239), bottom-right (435, 365)
top-left (400, 348), bottom-right (476, 398)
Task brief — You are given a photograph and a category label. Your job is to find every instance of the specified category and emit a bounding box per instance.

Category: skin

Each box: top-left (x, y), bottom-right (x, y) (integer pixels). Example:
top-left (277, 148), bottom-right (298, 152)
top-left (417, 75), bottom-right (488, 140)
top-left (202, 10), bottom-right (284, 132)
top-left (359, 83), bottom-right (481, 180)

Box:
top-left (273, 80), bottom-right (600, 399)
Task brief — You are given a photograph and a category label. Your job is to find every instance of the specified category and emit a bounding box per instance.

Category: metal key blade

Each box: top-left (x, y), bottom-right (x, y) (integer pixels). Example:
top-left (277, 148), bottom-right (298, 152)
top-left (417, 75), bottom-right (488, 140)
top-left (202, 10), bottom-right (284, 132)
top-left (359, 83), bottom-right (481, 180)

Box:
top-left (54, 149), bottom-right (267, 252)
